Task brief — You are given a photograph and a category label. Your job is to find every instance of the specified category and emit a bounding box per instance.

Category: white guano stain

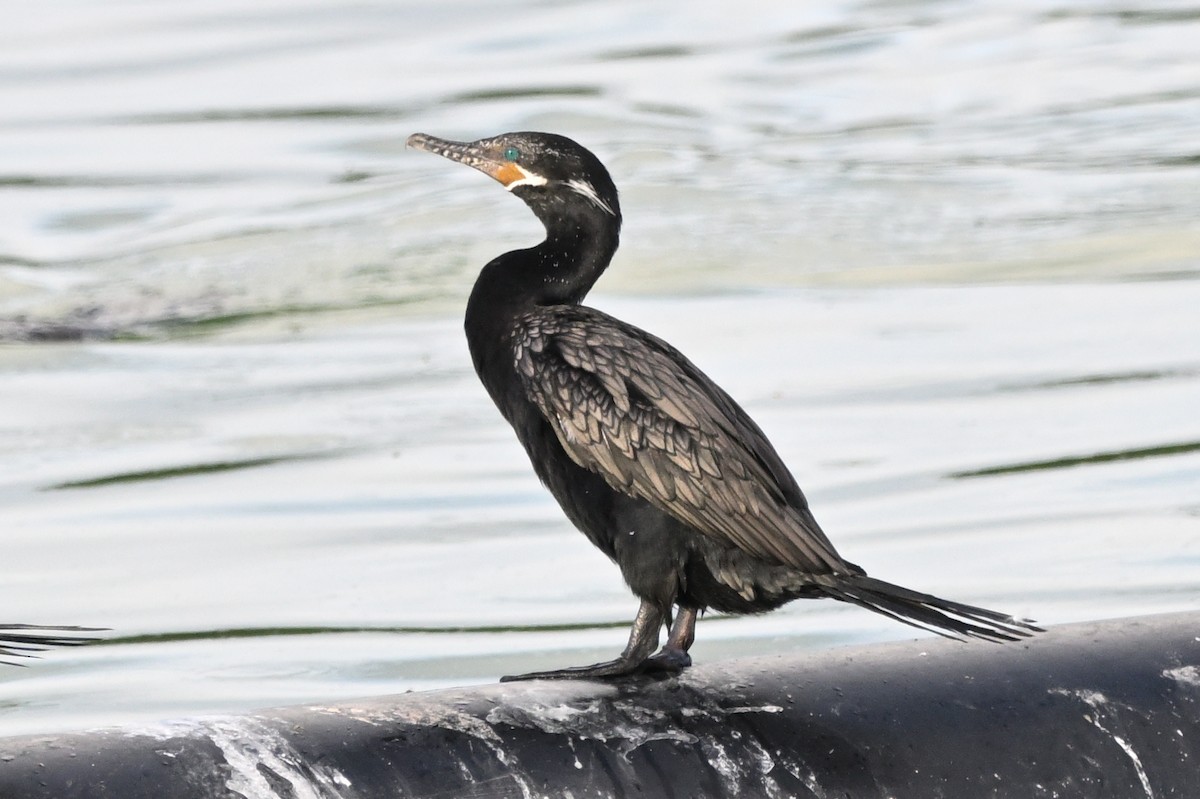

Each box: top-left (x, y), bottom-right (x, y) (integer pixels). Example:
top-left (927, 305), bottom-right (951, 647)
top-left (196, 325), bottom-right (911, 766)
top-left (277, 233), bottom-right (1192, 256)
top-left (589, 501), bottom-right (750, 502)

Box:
top-left (313, 701), bottom-right (537, 799)
top-left (700, 739), bottom-right (742, 795)
top-left (1051, 688), bottom-right (1155, 799)
top-left (1162, 665), bottom-right (1200, 688)
top-left (124, 716), bottom-right (354, 799)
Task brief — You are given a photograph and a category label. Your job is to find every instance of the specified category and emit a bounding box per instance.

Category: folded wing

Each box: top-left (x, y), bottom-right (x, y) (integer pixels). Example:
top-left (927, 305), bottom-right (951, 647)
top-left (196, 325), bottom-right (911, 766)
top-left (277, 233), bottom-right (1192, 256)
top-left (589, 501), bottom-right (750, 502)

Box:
top-left (514, 305), bottom-right (850, 575)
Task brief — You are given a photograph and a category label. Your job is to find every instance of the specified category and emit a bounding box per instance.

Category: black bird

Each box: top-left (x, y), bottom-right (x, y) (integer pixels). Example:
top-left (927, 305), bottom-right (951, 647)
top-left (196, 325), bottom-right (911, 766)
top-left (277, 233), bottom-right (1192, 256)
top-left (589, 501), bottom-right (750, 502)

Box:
top-left (408, 131), bottom-right (1039, 680)
top-left (0, 625), bottom-right (99, 665)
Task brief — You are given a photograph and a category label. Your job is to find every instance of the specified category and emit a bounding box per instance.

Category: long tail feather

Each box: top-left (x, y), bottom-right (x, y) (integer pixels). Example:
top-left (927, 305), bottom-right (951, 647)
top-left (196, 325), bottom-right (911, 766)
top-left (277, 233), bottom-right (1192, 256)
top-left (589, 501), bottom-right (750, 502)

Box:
top-left (820, 576), bottom-right (1042, 643)
top-left (0, 625), bottom-right (104, 664)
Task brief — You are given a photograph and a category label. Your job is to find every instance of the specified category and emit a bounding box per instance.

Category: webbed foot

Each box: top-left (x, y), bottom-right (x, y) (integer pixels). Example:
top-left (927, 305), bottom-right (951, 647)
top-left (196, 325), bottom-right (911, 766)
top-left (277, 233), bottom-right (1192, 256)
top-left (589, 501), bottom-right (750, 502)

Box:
top-left (500, 656), bottom-right (648, 682)
top-left (499, 646), bottom-right (694, 682)
top-left (638, 646), bottom-right (691, 675)
top-left (500, 599), bottom-right (670, 683)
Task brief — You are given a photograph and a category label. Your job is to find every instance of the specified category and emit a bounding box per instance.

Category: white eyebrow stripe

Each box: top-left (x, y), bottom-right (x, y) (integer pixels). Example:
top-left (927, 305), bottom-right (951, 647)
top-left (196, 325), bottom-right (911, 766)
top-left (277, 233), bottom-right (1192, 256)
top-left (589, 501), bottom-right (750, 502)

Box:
top-left (566, 178), bottom-right (615, 216)
top-left (504, 164), bottom-right (548, 190)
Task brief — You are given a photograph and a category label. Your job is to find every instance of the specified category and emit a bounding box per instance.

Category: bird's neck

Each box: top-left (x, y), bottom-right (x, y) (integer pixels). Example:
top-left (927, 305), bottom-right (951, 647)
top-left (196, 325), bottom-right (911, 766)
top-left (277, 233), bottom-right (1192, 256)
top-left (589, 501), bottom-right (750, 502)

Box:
top-left (533, 220), bottom-right (620, 303)
top-left (464, 212), bottom-right (619, 397)
top-left (468, 209), bottom-right (619, 314)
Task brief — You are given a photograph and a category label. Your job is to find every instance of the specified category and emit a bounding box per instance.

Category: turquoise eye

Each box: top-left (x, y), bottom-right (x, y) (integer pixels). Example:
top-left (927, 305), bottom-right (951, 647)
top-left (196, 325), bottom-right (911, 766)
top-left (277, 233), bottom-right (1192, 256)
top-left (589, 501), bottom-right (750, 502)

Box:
top-left (503, 146), bottom-right (521, 161)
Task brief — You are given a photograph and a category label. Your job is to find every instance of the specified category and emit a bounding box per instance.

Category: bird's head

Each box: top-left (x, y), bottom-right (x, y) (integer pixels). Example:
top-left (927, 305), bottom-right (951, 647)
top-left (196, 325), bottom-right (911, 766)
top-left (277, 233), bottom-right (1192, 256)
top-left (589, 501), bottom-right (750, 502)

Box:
top-left (407, 131), bottom-right (620, 229)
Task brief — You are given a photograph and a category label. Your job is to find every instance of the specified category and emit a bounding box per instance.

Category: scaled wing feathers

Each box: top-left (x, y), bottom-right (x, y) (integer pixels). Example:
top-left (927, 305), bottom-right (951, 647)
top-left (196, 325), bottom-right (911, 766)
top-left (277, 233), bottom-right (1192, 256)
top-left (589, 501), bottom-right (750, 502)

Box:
top-left (514, 306), bottom-right (848, 574)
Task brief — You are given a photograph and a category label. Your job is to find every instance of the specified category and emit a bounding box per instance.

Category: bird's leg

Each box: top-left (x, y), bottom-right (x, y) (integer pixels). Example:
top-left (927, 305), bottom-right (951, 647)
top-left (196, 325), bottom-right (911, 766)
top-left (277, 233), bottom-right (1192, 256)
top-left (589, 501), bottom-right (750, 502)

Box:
top-left (639, 605), bottom-right (697, 674)
top-left (500, 600), bottom-right (664, 682)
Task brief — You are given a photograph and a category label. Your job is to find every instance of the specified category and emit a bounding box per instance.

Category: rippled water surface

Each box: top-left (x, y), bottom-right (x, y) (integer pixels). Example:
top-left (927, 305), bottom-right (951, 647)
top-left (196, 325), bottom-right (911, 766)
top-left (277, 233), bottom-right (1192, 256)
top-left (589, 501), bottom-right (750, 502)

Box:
top-left (1, 0), bottom-right (1198, 735)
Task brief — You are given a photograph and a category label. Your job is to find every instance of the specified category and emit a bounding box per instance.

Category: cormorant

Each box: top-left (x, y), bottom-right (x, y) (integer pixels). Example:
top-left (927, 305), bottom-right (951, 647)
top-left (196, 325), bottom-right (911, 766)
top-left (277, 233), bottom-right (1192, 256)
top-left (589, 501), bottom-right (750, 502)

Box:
top-left (0, 625), bottom-right (98, 664)
top-left (408, 131), bottom-right (1040, 681)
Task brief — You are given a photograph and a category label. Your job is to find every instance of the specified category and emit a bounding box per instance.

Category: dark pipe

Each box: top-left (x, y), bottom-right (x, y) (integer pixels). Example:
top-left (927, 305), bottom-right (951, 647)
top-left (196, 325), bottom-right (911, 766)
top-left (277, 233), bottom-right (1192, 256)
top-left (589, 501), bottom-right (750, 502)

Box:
top-left (1, 612), bottom-right (1197, 798)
